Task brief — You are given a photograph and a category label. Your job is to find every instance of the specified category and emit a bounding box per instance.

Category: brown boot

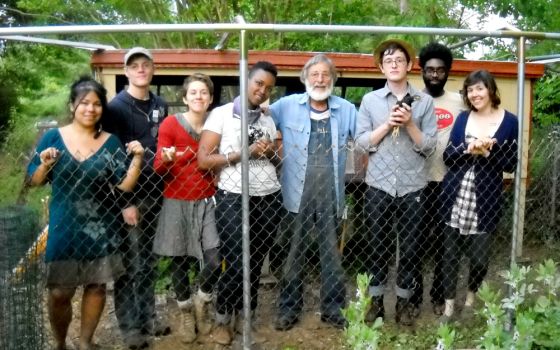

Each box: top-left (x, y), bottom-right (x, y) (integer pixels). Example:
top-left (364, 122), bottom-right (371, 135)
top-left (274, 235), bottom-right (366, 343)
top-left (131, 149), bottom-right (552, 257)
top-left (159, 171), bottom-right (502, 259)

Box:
top-left (395, 297), bottom-right (413, 326)
top-left (234, 311), bottom-right (266, 344)
top-left (179, 307), bottom-right (197, 344)
top-left (211, 324), bottom-right (232, 345)
top-left (365, 296), bottom-right (385, 322)
top-left (193, 290), bottom-right (213, 335)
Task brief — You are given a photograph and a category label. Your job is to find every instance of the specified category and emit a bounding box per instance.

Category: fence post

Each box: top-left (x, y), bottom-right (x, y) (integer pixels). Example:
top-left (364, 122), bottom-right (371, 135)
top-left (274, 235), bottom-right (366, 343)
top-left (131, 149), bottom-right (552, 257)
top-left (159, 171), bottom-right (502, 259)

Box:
top-left (506, 35), bottom-right (527, 332)
top-left (238, 25), bottom-right (253, 350)
top-left (550, 131), bottom-right (559, 237)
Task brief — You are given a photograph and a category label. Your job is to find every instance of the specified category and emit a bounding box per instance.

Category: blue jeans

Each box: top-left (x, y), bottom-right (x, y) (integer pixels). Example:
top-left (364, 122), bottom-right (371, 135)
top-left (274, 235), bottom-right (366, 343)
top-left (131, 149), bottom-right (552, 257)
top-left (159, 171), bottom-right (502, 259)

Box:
top-left (113, 195), bottom-right (161, 333)
top-left (364, 187), bottom-right (423, 299)
top-left (214, 190), bottom-right (282, 322)
top-left (277, 209), bottom-right (346, 319)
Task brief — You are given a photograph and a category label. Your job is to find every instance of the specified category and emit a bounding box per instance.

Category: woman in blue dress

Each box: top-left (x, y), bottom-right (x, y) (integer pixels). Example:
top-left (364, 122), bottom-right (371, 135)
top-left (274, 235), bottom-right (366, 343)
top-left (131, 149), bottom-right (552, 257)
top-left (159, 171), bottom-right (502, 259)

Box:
top-left (27, 77), bottom-right (144, 350)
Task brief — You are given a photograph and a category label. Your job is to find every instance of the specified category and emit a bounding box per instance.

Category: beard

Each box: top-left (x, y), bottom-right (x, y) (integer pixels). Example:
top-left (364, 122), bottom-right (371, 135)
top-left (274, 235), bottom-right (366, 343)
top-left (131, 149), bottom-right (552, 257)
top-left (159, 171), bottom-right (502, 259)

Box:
top-left (422, 76), bottom-right (448, 96)
top-left (305, 80), bottom-right (333, 101)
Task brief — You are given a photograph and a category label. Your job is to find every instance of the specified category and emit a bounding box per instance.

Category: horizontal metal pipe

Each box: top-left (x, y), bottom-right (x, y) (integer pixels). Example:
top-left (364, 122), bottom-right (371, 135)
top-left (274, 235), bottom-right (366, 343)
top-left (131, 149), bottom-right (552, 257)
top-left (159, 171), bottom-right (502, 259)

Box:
top-left (0, 35), bottom-right (116, 50)
top-left (0, 23), bottom-right (559, 40)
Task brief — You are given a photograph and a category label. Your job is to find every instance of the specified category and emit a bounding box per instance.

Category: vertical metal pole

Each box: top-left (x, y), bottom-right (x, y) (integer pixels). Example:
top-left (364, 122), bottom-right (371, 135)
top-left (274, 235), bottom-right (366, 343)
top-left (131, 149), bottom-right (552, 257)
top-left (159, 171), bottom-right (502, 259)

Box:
top-left (239, 28), bottom-right (252, 350)
top-left (550, 142), bottom-right (558, 238)
top-left (511, 36), bottom-right (526, 267)
top-left (507, 36), bottom-right (526, 332)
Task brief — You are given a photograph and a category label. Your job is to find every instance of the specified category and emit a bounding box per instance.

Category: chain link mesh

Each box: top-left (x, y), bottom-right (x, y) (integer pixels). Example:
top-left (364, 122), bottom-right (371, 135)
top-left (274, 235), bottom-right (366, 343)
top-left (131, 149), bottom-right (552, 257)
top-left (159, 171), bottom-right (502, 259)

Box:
top-left (1, 121), bottom-right (559, 348)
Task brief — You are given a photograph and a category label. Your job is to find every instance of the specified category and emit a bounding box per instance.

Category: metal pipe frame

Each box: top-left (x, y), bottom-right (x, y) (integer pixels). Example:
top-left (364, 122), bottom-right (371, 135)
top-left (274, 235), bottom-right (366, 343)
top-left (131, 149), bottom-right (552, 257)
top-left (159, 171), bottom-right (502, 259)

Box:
top-left (0, 23), bottom-right (559, 40)
top-left (3, 21), bottom-right (558, 349)
top-left (238, 28), bottom-right (253, 350)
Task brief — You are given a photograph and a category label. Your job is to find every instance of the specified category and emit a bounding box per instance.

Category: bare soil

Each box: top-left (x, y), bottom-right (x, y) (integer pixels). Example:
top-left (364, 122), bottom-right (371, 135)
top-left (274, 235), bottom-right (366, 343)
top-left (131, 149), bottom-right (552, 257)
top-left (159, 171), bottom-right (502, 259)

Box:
top-left (53, 270), bottom-right (459, 350)
top-left (51, 242), bottom-right (558, 350)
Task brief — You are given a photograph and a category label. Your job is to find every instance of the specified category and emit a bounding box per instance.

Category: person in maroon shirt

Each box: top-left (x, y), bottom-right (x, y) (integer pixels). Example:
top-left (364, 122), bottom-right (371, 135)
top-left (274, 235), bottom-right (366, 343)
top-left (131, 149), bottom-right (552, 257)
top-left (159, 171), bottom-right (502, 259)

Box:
top-left (153, 73), bottom-right (220, 344)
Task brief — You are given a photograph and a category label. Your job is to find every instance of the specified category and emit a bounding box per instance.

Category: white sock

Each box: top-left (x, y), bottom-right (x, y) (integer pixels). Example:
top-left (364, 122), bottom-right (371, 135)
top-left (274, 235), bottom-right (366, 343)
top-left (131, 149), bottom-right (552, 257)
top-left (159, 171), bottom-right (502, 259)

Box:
top-left (443, 299), bottom-right (455, 317)
top-left (465, 291), bottom-right (475, 307)
top-left (177, 298), bottom-right (193, 310)
top-left (197, 289), bottom-right (213, 303)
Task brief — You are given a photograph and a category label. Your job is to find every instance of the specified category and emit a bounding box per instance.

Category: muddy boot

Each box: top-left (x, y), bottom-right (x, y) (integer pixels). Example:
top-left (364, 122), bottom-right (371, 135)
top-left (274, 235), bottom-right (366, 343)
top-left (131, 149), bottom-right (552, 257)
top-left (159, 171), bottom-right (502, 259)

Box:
top-left (142, 316), bottom-right (171, 337)
top-left (193, 290), bottom-right (213, 335)
top-left (210, 323), bottom-right (232, 345)
top-left (177, 300), bottom-right (196, 344)
top-left (395, 297), bottom-right (413, 326)
top-left (365, 296), bottom-right (385, 322)
top-left (234, 311), bottom-right (266, 344)
top-left (122, 330), bottom-right (148, 350)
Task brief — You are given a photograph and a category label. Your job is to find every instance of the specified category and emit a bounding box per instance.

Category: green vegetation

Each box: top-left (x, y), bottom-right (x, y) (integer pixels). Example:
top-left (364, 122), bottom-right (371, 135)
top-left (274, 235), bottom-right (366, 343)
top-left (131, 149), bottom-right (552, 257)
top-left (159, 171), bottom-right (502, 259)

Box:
top-left (0, 44), bottom-right (89, 209)
top-left (476, 260), bottom-right (560, 350)
top-left (533, 72), bottom-right (560, 127)
top-left (342, 274), bottom-right (383, 350)
top-left (344, 260), bottom-right (560, 349)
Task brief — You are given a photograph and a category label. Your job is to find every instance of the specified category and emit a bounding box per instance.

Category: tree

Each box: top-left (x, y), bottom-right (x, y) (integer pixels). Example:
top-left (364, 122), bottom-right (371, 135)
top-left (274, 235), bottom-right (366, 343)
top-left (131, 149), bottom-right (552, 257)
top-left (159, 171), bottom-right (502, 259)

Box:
top-left (460, 0), bottom-right (560, 59)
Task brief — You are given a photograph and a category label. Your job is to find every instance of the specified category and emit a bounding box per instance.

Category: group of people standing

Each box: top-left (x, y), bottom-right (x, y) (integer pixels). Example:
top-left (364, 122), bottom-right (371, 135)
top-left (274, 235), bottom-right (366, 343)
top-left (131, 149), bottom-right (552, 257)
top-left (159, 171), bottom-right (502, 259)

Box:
top-left (28, 39), bottom-right (517, 350)
top-left (356, 40), bottom-right (517, 327)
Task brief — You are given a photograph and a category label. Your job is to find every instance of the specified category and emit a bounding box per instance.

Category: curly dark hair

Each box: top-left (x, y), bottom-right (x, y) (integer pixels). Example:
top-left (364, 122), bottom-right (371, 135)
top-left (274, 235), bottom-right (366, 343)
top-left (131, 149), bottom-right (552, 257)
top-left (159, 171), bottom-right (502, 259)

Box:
top-left (418, 42), bottom-right (453, 70)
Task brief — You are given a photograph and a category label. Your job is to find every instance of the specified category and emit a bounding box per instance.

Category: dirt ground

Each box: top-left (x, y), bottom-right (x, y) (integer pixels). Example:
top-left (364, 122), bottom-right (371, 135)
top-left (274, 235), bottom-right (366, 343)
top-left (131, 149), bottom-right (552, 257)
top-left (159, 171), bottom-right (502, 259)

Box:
top-left (60, 276), bottom-right (347, 350)
top-left (48, 242), bottom-right (558, 350)
top-left (53, 265), bottom-right (474, 350)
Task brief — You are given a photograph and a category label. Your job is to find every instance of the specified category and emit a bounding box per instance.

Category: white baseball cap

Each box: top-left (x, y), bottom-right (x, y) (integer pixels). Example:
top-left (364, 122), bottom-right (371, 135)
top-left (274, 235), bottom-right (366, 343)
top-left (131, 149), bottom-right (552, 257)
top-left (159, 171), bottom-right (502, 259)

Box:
top-left (124, 47), bottom-right (153, 66)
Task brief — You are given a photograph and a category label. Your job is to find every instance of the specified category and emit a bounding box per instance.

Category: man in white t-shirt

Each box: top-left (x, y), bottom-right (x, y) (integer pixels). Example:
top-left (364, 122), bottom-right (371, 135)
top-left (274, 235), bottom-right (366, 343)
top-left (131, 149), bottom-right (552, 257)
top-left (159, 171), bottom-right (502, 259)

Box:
top-left (198, 61), bottom-right (282, 345)
top-left (410, 42), bottom-right (464, 318)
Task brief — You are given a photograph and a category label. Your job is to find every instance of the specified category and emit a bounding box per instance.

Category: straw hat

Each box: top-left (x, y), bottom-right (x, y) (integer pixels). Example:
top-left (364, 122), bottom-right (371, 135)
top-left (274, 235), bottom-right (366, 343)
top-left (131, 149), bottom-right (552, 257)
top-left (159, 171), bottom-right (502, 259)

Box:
top-left (374, 39), bottom-right (416, 67)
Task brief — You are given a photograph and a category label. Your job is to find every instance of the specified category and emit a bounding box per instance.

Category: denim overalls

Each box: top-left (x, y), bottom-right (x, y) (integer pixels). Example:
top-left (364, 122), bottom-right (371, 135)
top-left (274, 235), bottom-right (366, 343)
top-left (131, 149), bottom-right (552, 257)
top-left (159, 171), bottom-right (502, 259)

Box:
top-left (277, 116), bottom-right (346, 319)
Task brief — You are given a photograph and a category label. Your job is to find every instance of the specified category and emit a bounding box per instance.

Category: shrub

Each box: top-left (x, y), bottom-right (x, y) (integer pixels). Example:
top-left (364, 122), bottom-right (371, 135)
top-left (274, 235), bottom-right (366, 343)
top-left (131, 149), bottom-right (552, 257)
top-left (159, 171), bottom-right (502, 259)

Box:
top-left (477, 259), bottom-right (560, 349)
top-left (342, 273), bottom-right (383, 350)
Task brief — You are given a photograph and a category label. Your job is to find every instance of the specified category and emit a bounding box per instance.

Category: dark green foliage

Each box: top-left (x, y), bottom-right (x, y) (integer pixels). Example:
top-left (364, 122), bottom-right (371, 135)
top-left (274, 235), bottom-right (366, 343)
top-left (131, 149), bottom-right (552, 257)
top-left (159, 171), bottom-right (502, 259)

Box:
top-left (533, 72), bottom-right (560, 127)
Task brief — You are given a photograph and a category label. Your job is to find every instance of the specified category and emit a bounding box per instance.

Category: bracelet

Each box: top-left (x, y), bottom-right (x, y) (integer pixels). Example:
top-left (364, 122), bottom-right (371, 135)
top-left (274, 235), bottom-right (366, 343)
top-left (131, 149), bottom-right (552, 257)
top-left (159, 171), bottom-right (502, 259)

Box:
top-left (225, 152), bottom-right (231, 167)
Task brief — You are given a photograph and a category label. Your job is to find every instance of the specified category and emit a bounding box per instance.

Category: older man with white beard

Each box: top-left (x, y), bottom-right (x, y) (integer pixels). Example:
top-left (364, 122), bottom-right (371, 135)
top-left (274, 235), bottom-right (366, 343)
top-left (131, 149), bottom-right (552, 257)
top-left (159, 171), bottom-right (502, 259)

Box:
top-left (269, 54), bottom-right (357, 331)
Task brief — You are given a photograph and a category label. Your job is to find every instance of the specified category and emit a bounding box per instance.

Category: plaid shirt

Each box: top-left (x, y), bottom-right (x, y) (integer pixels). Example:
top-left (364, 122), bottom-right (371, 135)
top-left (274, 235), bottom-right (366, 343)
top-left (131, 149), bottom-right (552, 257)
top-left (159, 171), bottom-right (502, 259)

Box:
top-left (448, 166), bottom-right (484, 235)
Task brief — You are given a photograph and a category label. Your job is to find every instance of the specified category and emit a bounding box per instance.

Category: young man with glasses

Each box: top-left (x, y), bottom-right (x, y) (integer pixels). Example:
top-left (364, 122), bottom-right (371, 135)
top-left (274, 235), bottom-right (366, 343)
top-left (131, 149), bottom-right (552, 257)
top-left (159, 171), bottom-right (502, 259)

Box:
top-left (355, 39), bottom-right (437, 326)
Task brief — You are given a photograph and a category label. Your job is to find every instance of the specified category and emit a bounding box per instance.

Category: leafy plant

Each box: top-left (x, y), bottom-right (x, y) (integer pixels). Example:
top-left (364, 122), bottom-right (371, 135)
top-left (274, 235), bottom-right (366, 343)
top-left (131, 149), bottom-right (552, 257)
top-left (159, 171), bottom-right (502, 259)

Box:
top-left (154, 257), bottom-right (172, 294)
top-left (477, 259), bottom-right (560, 349)
top-left (342, 273), bottom-right (383, 350)
top-left (435, 324), bottom-right (456, 350)
top-left (533, 72), bottom-right (560, 127)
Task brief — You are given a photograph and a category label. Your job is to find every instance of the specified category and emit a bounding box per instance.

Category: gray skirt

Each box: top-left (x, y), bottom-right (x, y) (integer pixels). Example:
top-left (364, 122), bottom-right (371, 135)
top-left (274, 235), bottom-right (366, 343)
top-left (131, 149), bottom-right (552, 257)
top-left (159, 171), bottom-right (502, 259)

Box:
top-left (153, 197), bottom-right (220, 260)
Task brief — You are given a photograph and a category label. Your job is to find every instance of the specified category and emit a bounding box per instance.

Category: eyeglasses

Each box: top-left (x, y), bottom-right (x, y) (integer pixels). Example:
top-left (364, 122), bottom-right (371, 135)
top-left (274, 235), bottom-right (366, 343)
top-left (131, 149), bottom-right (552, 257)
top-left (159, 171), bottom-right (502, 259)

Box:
top-left (309, 72), bottom-right (332, 80)
top-left (424, 67), bottom-right (447, 76)
top-left (382, 57), bottom-right (407, 66)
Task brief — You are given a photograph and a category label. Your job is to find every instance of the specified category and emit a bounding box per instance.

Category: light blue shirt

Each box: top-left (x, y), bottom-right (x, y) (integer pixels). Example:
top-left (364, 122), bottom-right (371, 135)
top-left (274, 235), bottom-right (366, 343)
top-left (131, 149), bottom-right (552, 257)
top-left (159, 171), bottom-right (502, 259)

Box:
top-left (270, 93), bottom-right (357, 215)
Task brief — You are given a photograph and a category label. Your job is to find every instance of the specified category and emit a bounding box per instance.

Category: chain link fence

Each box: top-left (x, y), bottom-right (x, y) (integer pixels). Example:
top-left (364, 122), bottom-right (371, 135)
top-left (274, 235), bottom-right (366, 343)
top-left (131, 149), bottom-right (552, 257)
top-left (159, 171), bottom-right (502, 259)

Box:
top-left (1, 120), bottom-right (559, 348)
top-left (0, 205), bottom-right (44, 350)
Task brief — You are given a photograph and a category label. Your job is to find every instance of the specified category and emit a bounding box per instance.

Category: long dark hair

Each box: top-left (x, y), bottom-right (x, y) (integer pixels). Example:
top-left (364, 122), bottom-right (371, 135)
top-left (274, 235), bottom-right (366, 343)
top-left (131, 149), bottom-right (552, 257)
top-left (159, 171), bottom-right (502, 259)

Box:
top-left (69, 76), bottom-right (108, 139)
